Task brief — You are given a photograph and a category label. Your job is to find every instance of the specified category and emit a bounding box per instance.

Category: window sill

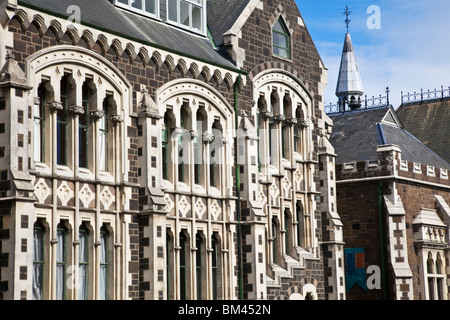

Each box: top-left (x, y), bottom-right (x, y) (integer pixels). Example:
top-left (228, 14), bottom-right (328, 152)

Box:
top-left (98, 170), bottom-right (114, 183)
top-left (56, 165), bottom-right (73, 177)
top-left (35, 162), bottom-right (51, 175)
top-left (272, 52), bottom-right (293, 64)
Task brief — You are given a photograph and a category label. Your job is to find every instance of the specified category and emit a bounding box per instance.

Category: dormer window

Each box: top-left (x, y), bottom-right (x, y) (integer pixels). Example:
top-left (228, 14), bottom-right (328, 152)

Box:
top-left (115, 0), bottom-right (158, 17)
top-left (272, 18), bottom-right (290, 59)
top-left (167, 0), bottom-right (205, 34)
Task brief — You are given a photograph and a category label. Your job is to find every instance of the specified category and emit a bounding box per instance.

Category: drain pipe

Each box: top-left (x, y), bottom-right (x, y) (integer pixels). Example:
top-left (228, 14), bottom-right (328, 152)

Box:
top-left (234, 74), bottom-right (243, 300)
top-left (377, 180), bottom-right (387, 300)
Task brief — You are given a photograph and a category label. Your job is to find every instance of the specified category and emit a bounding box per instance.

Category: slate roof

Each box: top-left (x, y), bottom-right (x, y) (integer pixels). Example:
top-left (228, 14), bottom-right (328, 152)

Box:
top-left (329, 107), bottom-right (450, 170)
top-left (206, 0), bottom-right (251, 47)
top-left (18, 0), bottom-right (237, 69)
top-left (396, 99), bottom-right (450, 164)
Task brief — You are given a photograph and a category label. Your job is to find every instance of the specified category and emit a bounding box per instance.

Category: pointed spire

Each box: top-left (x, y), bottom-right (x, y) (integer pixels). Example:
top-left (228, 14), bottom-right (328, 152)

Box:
top-left (335, 31), bottom-right (364, 111)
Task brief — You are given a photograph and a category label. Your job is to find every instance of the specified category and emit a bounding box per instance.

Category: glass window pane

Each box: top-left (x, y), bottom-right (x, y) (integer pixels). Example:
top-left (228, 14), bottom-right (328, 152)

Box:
top-left (32, 264), bottom-right (43, 300)
top-left (79, 265), bottom-right (87, 300)
top-left (192, 6), bottom-right (202, 31)
top-left (274, 32), bottom-right (287, 48)
top-left (145, 0), bottom-right (155, 13)
top-left (34, 119), bottom-right (42, 162)
top-left (168, 0), bottom-right (178, 22)
top-left (56, 264), bottom-right (65, 300)
top-left (117, 0), bottom-right (128, 4)
top-left (180, 1), bottom-right (190, 26)
top-left (279, 48), bottom-right (288, 59)
top-left (273, 20), bottom-right (284, 33)
top-left (191, 0), bottom-right (202, 5)
top-left (131, 0), bottom-right (142, 10)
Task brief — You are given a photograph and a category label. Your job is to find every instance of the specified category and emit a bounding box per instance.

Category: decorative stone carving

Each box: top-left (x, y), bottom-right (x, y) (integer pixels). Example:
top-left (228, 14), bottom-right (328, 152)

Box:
top-left (68, 105), bottom-right (85, 116)
top-left (35, 179), bottom-right (51, 203)
top-left (110, 113), bottom-right (123, 125)
top-left (90, 110), bottom-right (105, 121)
top-left (47, 101), bottom-right (63, 113)
top-left (57, 182), bottom-right (73, 207)
top-left (294, 169), bottom-right (303, 190)
top-left (100, 187), bottom-right (114, 210)
top-left (194, 199), bottom-right (206, 219)
top-left (164, 194), bottom-right (174, 213)
top-left (270, 183), bottom-right (280, 207)
top-left (79, 184), bottom-right (94, 207)
top-left (178, 196), bottom-right (191, 217)
top-left (282, 176), bottom-right (291, 198)
top-left (210, 200), bottom-right (222, 221)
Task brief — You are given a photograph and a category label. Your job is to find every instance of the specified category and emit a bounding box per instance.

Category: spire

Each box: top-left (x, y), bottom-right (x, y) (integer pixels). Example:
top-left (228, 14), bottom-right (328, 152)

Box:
top-left (335, 7), bottom-right (364, 111)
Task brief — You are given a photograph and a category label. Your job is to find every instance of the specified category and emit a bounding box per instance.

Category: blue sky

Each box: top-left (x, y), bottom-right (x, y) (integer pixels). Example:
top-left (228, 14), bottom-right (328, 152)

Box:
top-left (295, 0), bottom-right (450, 108)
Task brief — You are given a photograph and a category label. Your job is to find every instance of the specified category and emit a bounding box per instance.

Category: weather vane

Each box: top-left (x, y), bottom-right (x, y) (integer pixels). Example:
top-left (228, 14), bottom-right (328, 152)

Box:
top-left (343, 5), bottom-right (352, 32)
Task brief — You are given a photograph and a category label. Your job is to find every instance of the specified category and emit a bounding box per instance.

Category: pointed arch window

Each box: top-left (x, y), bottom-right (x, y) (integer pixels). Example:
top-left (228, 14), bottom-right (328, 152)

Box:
top-left (79, 82), bottom-right (91, 169)
top-left (211, 234), bottom-right (219, 300)
top-left (57, 76), bottom-right (69, 165)
top-left (99, 226), bottom-right (109, 300)
top-left (195, 233), bottom-right (203, 300)
top-left (78, 224), bottom-right (89, 300)
top-left (33, 220), bottom-right (45, 300)
top-left (179, 232), bottom-right (187, 300)
top-left (99, 99), bottom-right (109, 172)
top-left (34, 83), bottom-right (46, 163)
top-left (272, 18), bottom-right (290, 59)
top-left (56, 222), bottom-right (67, 300)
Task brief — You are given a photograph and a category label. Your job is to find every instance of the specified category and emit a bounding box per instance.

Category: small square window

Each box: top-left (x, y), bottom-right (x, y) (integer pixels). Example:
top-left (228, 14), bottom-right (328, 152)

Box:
top-left (18, 134), bottom-right (24, 147)
top-left (18, 110), bottom-right (24, 124)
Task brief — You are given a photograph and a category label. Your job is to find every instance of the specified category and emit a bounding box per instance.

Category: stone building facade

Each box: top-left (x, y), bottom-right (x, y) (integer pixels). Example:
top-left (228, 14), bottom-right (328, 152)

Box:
top-left (328, 29), bottom-right (450, 300)
top-left (0, 0), bottom-right (344, 300)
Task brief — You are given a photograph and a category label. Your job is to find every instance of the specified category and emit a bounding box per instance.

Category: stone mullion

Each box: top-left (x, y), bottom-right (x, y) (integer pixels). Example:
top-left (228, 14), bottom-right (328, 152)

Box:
top-left (111, 113), bottom-right (123, 300)
top-left (47, 99), bottom-right (63, 300)
top-left (89, 108), bottom-right (104, 300)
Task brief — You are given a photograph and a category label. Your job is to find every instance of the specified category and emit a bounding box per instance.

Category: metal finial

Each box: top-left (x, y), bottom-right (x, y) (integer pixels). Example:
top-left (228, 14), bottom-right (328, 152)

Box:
top-left (343, 6), bottom-right (352, 32)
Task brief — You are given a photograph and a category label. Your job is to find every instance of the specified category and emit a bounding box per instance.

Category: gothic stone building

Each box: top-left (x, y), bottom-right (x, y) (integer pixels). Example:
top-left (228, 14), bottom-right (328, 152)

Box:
top-left (0, 0), bottom-right (345, 300)
top-left (327, 29), bottom-right (450, 300)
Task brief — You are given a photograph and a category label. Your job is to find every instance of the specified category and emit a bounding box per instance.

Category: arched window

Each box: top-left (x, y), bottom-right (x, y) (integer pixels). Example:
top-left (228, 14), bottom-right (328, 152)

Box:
top-left (33, 220), bottom-right (45, 300)
top-left (179, 231), bottom-right (188, 300)
top-left (272, 18), bottom-right (290, 59)
top-left (99, 99), bottom-right (109, 172)
top-left (210, 119), bottom-right (223, 188)
top-left (284, 209), bottom-right (291, 255)
top-left (56, 222), bottom-right (67, 300)
top-left (296, 201), bottom-right (304, 247)
top-left (178, 105), bottom-right (190, 183)
top-left (79, 81), bottom-right (91, 169)
top-left (78, 224), bottom-right (89, 300)
top-left (34, 83), bottom-right (46, 163)
top-left (57, 76), bottom-right (70, 166)
top-left (99, 226), bottom-right (109, 300)
top-left (272, 218), bottom-right (278, 264)
top-left (162, 112), bottom-right (171, 181)
top-left (166, 229), bottom-right (175, 300)
top-left (194, 107), bottom-right (206, 185)
top-left (195, 233), bottom-right (203, 300)
top-left (211, 234), bottom-right (219, 300)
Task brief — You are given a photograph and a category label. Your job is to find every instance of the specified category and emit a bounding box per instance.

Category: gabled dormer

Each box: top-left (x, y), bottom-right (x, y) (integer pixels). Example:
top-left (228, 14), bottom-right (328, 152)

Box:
top-left (114, 0), bottom-right (206, 35)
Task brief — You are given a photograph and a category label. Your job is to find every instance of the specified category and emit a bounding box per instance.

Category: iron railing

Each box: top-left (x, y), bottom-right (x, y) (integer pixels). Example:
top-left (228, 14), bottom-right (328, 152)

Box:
top-left (325, 87), bottom-right (391, 115)
top-left (401, 86), bottom-right (450, 105)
